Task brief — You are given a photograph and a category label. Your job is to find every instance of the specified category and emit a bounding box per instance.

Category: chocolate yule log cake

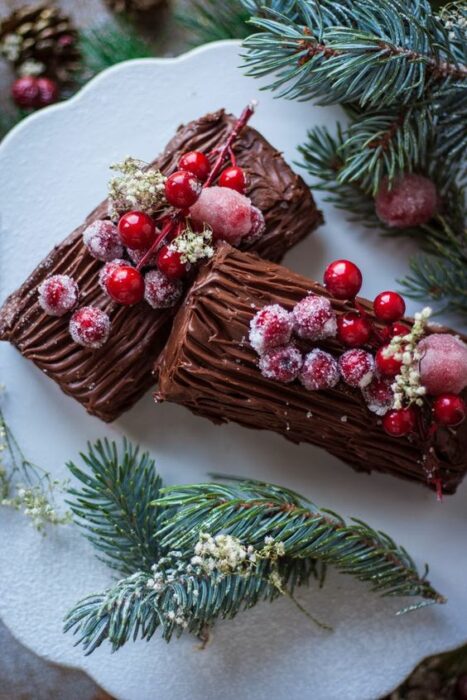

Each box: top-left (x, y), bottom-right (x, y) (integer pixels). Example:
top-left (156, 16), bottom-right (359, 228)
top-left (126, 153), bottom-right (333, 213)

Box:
top-left (155, 244), bottom-right (467, 494)
top-left (0, 106), bottom-right (322, 422)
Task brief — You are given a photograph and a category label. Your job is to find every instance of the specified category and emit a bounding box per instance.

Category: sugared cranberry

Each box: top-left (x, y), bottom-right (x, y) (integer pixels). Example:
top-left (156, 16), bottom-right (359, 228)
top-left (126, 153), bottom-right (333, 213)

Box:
top-left (432, 394), bottom-right (466, 426)
top-left (391, 322), bottom-right (410, 338)
top-left (165, 171), bottom-right (202, 208)
top-left (190, 186), bottom-right (253, 246)
top-left (300, 349), bottom-right (339, 391)
top-left (382, 407), bottom-right (417, 437)
top-left (118, 211), bottom-right (156, 250)
top-left (323, 260), bottom-right (362, 300)
top-left (126, 246), bottom-right (158, 268)
top-left (259, 344), bottom-right (303, 383)
top-left (376, 344), bottom-right (402, 377)
top-left (12, 76), bottom-right (40, 108)
top-left (69, 306), bottom-right (110, 349)
top-left (104, 264), bottom-right (145, 305)
top-left (144, 270), bottom-right (183, 309)
top-left (293, 295), bottom-right (337, 341)
top-left (178, 151), bottom-right (211, 182)
top-left (83, 220), bottom-right (123, 261)
top-left (38, 274), bottom-right (79, 316)
top-left (98, 259), bottom-right (128, 291)
top-left (36, 77), bottom-right (59, 107)
top-left (249, 304), bottom-right (293, 354)
top-left (219, 166), bottom-right (247, 193)
top-left (374, 291), bottom-right (406, 322)
top-left (375, 174), bottom-right (438, 229)
top-left (362, 377), bottom-right (394, 415)
top-left (418, 334), bottom-right (467, 395)
top-left (337, 312), bottom-right (371, 347)
top-left (339, 349), bottom-right (375, 389)
top-left (156, 245), bottom-right (187, 279)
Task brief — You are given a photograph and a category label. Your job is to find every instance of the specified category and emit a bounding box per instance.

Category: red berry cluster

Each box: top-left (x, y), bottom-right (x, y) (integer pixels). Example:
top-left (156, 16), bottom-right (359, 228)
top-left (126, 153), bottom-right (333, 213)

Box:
top-left (37, 103), bottom-right (266, 348)
top-left (12, 76), bottom-right (59, 109)
top-left (249, 259), bottom-right (466, 443)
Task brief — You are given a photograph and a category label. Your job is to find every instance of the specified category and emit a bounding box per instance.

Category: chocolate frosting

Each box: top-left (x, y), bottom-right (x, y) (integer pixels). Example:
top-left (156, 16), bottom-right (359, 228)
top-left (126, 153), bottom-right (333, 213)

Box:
top-left (155, 244), bottom-right (467, 494)
top-left (0, 110), bottom-right (322, 422)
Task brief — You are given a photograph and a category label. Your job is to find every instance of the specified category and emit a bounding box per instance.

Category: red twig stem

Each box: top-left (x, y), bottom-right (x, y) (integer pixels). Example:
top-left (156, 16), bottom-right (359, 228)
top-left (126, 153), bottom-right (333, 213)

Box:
top-left (204, 101), bottom-right (257, 188)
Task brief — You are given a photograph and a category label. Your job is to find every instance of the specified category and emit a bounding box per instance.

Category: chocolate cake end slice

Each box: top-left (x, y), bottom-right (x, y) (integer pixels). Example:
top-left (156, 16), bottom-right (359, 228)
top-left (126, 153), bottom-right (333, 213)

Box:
top-left (155, 244), bottom-right (467, 494)
top-left (0, 109), bottom-right (322, 422)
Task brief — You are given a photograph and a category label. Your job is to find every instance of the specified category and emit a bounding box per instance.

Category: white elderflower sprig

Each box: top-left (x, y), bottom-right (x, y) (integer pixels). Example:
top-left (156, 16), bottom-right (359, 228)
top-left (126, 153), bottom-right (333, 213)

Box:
top-left (383, 307), bottom-right (432, 409)
top-left (108, 157), bottom-right (167, 219)
top-left (169, 223), bottom-right (214, 265)
top-left (191, 532), bottom-right (286, 577)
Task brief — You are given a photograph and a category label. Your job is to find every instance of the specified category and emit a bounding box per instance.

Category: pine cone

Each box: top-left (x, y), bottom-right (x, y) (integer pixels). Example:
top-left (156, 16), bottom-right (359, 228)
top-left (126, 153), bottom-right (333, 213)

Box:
top-left (0, 3), bottom-right (80, 86)
top-left (104, 0), bottom-right (165, 14)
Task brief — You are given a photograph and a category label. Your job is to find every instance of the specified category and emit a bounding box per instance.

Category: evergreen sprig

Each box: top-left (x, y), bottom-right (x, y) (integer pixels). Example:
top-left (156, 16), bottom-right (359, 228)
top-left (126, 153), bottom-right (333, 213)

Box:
top-left (64, 440), bottom-right (444, 655)
top-left (155, 479), bottom-right (443, 604)
top-left (67, 438), bottom-right (166, 575)
top-left (244, 0), bottom-right (466, 106)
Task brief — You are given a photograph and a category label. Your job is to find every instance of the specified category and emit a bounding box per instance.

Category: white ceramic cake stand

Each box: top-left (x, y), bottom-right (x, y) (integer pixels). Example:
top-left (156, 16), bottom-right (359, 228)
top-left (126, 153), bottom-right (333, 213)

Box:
top-left (0, 41), bottom-right (466, 700)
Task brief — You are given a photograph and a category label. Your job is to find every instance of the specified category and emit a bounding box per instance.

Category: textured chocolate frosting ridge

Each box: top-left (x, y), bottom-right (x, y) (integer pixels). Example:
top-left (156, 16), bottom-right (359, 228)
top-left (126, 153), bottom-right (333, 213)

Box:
top-left (155, 244), bottom-right (467, 494)
top-left (0, 110), bottom-right (322, 422)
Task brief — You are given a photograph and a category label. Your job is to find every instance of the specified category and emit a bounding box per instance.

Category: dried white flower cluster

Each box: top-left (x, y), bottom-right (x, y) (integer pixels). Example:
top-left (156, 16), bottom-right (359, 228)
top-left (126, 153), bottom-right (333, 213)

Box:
top-left (191, 532), bottom-right (285, 576)
top-left (384, 307), bottom-right (432, 410)
top-left (169, 224), bottom-right (214, 264)
top-left (1, 485), bottom-right (71, 533)
top-left (108, 157), bottom-right (167, 219)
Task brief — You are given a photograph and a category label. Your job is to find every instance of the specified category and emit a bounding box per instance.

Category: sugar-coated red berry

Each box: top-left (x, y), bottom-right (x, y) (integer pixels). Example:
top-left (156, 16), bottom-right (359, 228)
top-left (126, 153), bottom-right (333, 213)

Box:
top-left (156, 245), bottom-right (187, 279)
top-left (104, 264), bottom-right (145, 305)
top-left (118, 211), bottom-right (156, 250)
top-left (12, 76), bottom-right (40, 108)
top-left (38, 274), bottom-right (79, 316)
top-left (323, 260), bottom-right (362, 300)
top-left (218, 166), bottom-right (247, 193)
top-left (337, 312), bottom-right (371, 347)
top-left (190, 186), bottom-right (253, 245)
top-left (382, 407), bottom-right (417, 437)
top-left (165, 170), bottom-right (202, 208)
top-left (391, 322), bottom-right (410, 338)
top-left (418, 334), bottom-right (467, 395)
top-left (375, 174), bottom-right (438, 229)
top-left (292, 295), bottom-right (337, 341)
top-left (144, 270), bottom-right (183, 309)
top-left (36, 77), bottom-right (59, 107)
top-left (249, 304), bottom-right (293, 354)
top-left (83, 220), bottom-right (123, 261)
top-left (338, 349), bottom-right (375, 389)
top-left (127, 246), bottom-right (158, 268)
top-left (374, 291), bottom-right (406, 322)
top-left (432, 394), bottom-right (466, 427)
top-left (178, 151), bottom-right (211, 182)
top-left (362, 377), bottom-right (394, 416)
top-left (300, 349), bottom-right (340, 391)
top-left (259, 344), bottom-right (303, 384)
top-left (69, 306), bottom-right (110, 349)
top-left (376, 344), bottom-right (402, 377)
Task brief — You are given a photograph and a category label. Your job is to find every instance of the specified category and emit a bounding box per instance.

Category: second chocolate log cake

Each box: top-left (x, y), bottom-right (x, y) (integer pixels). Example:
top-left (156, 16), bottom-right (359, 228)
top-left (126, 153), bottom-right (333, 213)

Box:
top-left (0, 109), bottom-right (322, 422)
top-left (155, 244), bottom-right (467, 494)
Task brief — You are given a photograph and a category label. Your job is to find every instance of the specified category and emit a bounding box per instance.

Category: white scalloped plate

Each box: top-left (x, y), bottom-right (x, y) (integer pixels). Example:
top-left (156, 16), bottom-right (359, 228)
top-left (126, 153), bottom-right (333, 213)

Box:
top-left (0, 41), bottom-right (466, 700)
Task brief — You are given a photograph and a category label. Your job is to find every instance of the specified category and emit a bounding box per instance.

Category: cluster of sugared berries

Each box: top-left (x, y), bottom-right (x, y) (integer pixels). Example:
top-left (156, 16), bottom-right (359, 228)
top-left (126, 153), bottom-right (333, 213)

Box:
top-left (12, 76), bottom-right (59, 109)
top-left (249, 258), bottom-right (467, 438)
top-left (37, 147), bottom-right (265, 350)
